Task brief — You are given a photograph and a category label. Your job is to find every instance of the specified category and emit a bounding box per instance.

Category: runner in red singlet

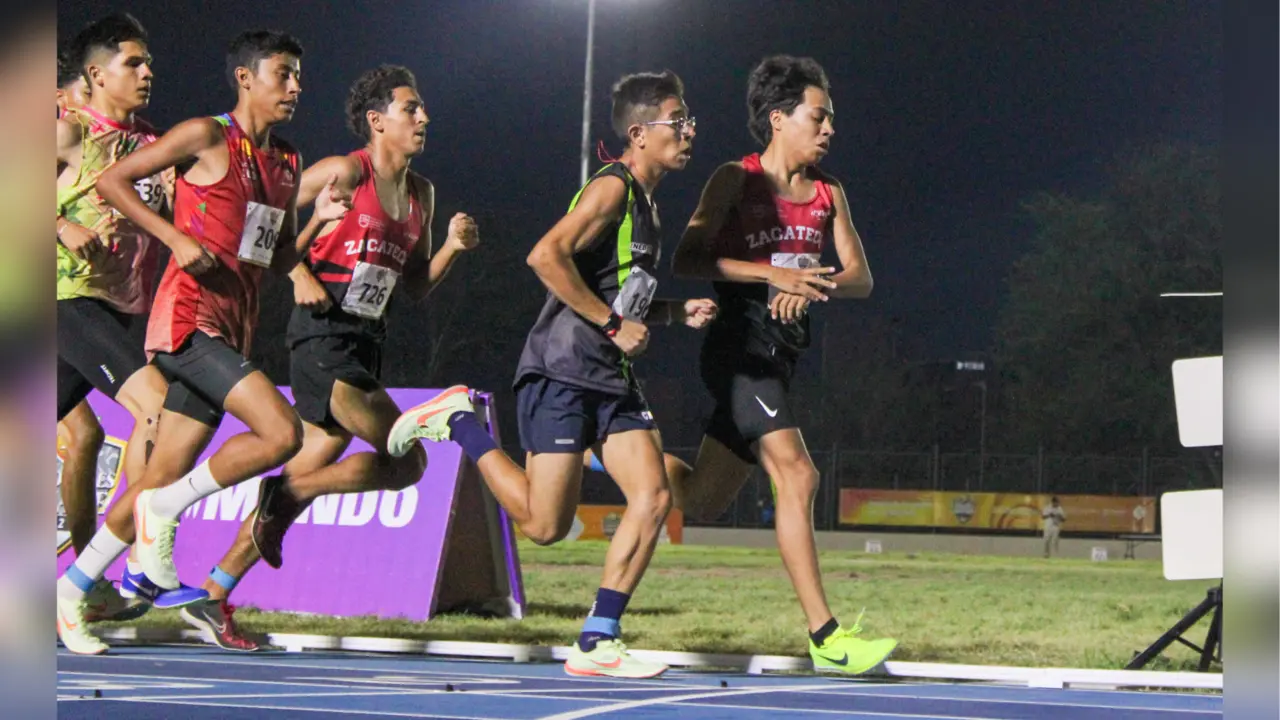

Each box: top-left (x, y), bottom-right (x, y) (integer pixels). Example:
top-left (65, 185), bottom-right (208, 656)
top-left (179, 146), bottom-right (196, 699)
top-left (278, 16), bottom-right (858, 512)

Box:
top-left (664, 55), bottom-right (897, 674)
top-left (178, 66), bottom-right (479, 651)
top-left (95, 29), bottom-right (351, 604)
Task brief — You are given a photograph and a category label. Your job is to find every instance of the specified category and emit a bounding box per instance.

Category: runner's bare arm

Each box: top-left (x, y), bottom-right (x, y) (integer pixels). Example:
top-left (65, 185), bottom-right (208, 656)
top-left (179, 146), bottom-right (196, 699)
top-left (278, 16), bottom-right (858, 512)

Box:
top-left (55, 117), bottom-right (103, 260)
top-left (643, 298), bottom-right (718, 328)
top-left (824, 180), bottom-right (873, 298)
top-left (402, 178), bottom-right (436, 301)
top-left (286, 155), bottom-right (360, 289)
top-left (671, 162), bottom-right (757, 282)
top-left (525, 175), bottom-right (628, 327)
top-left (55, 116), bottom-right (82, 178)
top-left (672, 162), bottom-right (836, 301)
top-left (96, 117), bottom-right (222, 257)
top-left (270, 153), bottom-right (306, 275)
top-left (402, 176), bottom-right (479, 301)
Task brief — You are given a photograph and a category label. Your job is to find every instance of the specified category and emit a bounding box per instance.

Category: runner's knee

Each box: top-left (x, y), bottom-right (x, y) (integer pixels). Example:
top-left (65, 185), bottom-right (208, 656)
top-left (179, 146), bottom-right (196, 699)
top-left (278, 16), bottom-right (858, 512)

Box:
top-left (627, 484), bottom-right (672, 531)
top-left (261, 412), bottom-right (304, 467)
top-left (61, 414), bottom-right (104, 453)
top-left (774, 462), bottom-right (820, 504)
top-left (384, 445), bottom-right (426, 491)
top-left (522, 523), bottom-right (567, 546)
top-left (522, 513), bottom-right (575, 546)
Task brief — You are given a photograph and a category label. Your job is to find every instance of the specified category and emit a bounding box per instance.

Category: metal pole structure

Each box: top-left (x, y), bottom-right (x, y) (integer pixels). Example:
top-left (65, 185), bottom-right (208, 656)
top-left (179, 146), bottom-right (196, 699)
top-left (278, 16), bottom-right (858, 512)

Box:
top-left (579, 0), bottom-right (597, 187)
top-left (977, 381), bottom-right (987, 491)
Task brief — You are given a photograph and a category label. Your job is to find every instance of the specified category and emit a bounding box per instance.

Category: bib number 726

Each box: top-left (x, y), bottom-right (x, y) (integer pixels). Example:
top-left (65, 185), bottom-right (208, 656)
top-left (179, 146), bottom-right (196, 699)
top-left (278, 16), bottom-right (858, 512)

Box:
top-left (356, 282), bottom-right (388, 308)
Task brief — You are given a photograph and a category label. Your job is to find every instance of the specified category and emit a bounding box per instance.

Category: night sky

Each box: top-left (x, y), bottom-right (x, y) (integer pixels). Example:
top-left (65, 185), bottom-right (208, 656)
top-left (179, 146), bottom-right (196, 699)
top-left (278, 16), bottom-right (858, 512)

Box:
top-left (56, 0), bottom-right (1220, 365)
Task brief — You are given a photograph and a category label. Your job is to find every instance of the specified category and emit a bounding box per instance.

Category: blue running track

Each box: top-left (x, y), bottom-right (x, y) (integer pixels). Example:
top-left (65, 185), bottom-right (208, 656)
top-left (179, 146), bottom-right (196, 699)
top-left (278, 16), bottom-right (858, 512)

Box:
top-left (58, 646), bottom-right (1222, 719)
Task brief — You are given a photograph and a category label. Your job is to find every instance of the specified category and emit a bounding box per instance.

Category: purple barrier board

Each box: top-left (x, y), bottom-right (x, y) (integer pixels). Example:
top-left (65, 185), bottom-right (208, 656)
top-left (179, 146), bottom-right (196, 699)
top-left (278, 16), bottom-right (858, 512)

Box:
top-left (56, 388), bottom-right (521, 621)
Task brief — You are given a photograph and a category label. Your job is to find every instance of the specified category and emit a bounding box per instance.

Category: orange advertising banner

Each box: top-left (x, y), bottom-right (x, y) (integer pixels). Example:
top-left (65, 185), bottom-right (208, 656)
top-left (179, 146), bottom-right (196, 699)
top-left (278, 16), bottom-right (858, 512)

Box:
top-left (839, 489), bottom-right (1155, 534)
top-left (514, 505), bottom-right (684, 544)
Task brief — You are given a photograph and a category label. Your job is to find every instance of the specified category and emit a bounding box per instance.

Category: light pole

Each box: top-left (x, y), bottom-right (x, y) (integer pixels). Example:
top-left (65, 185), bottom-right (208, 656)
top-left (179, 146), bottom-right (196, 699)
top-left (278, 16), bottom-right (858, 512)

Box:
top-left (955, 360), bottom-right (988, 491)
top-left (976, 380), bottom-right (987, 491)
top-left (580, 0), bottom-right (597, 187)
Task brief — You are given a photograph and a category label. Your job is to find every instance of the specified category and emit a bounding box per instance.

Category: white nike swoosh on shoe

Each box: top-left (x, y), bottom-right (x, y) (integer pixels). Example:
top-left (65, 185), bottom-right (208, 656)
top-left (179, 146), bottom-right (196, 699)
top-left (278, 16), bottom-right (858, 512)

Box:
top-left (755, 396), bottom-right (778, 417)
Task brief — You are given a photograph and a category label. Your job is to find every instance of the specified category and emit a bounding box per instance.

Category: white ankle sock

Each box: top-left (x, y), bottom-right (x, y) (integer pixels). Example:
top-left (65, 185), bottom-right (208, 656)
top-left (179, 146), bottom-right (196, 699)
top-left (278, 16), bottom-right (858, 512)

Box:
top-left (148, 461), bottom-right (223, 519)
top-left (58, 526), bottom-right (128, 600)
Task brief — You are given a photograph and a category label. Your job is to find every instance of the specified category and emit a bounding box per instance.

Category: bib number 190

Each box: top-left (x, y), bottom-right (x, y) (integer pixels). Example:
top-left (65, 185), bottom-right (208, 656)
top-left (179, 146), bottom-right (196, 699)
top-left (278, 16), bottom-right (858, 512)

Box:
top-left (612, 267), bottom-right (658, 322)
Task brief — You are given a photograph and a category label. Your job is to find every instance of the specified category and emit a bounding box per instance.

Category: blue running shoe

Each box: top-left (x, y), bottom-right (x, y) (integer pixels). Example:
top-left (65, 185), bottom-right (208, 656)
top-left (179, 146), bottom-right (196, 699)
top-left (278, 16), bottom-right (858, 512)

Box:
top-left (121, 566), bottom-right (209, 609)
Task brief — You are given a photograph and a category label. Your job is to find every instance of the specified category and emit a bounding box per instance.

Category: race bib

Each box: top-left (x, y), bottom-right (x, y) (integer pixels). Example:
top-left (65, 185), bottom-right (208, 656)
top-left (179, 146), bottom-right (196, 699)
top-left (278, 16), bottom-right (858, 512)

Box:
top-left (769, 252), bottom-right (822, 302)
top-left (612, 266), bottom-right (658, 321)
top-left (237, 201), bottom-right (285, 267)
top-left (342, 261), bottom-right (399, 319)
top-left (133, 176), bottom-right (164, 212)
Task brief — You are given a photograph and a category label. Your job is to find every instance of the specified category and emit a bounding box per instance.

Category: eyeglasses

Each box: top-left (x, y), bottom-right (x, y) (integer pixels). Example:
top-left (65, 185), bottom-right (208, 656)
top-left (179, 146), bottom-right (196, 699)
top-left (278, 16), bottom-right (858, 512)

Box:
top-left (643, 117), bottom-right (696, 135)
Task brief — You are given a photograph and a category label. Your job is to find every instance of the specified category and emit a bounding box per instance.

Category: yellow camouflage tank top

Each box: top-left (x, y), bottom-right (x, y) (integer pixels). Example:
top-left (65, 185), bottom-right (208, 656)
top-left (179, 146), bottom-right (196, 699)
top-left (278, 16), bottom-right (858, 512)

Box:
top-left (56, 107), bottom-right (172, 314)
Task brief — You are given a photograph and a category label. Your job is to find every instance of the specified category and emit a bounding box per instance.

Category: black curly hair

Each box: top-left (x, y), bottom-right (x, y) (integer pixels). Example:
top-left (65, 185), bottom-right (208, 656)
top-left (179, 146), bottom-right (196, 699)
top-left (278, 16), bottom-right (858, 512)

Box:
top-left (345, 64), bottom-right (418, 142)
top-left (746, 55), bottom-right (830, 146)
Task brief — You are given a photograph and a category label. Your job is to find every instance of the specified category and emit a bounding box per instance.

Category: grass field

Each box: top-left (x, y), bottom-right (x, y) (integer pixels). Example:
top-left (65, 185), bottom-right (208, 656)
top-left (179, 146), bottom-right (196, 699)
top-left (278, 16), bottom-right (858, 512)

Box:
top-left (108, 542), bottom-right (1218, 671)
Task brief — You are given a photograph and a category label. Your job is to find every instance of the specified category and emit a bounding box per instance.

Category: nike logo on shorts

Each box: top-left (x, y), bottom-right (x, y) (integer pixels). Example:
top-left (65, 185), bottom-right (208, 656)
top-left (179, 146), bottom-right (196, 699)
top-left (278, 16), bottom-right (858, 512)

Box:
top-left (755, 396), bottom-right (778, 418)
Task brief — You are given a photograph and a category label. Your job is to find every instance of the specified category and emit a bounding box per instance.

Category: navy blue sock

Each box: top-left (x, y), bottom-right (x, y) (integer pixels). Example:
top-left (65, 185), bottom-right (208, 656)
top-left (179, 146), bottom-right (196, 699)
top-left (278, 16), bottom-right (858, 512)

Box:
top-left (447, 411), bottom-right (498, 463)
top-left (810, 617), bottom-right (839, 647)
top-left (578, 588), bottom-right (630, 652)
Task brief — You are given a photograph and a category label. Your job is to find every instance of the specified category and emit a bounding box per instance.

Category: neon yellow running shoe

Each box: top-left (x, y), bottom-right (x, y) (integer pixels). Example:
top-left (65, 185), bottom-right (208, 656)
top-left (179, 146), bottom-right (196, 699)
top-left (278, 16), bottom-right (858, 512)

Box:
top-left (809, 613), bottom-right (897, 675)
top-left (564, 638), bottom-right (668, 679)
top-left (387, 385), bottom-right (474, 457)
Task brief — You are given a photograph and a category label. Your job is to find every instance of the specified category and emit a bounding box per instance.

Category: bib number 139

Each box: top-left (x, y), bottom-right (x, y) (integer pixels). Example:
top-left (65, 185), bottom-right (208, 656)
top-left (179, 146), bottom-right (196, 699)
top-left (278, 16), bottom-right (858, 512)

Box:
top-left (237, 201), bottom-right (286, 268)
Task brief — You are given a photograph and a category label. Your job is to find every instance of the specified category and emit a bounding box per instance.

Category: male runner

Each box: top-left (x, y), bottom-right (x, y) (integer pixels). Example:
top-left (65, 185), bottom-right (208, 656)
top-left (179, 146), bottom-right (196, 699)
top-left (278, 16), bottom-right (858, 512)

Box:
top-left (181, 65), bottom-right (478, 651)
top-left (55, 43), bottom-right (141, 623)
top-left (388, 71), bottom-right (716, 679)
top-left (53, 14), bottom-right (201, 656)
top-left (56, 50), bottom-right (90, 116)
top-left (95, 29), bottom-right (348, 613)
top-left (55, 47), bottom-right (103, 563)
top-left (663, 55), bottom-right (897, 675)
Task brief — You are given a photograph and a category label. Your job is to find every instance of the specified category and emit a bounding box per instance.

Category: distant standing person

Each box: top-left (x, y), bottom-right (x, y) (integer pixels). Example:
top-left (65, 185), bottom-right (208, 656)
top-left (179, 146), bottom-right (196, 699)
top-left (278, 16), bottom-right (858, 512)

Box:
top-left (1042, 496), bottom-right (1066, 557)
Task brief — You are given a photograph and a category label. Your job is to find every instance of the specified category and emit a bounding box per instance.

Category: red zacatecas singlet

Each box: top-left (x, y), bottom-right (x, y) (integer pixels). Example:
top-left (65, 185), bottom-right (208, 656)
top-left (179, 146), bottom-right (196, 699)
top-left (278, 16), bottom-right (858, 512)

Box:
top-left (146, 112), bottom-right (298, 358)
top-left (286, 148), bottom-right (424, 346)
top-left (710, 152), bottom-right (836, 354)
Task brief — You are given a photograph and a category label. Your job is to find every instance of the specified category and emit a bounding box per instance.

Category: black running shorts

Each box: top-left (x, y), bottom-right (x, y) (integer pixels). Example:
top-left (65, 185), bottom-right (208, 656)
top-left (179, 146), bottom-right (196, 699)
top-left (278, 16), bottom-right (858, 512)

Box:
top-left (700, 335), bottom-right (799, 465)
top-left (56, 297), bottom-right (147, 421)
top-left (289, 334), bottom-right (383, 428)
top-left (151, 331), bottom-right (257, 428)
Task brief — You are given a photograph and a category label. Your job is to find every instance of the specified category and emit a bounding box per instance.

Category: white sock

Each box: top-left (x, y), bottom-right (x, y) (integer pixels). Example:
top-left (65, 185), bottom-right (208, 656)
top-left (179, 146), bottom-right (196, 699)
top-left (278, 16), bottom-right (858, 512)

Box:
top-left (149, 461), bottom-right (223, 520)
top-left (57, 526), bottom-right (128, 601)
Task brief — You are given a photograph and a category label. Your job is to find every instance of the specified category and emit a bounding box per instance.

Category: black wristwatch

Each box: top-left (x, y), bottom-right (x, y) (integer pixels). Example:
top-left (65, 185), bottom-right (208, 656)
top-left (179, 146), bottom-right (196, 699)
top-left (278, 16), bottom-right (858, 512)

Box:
top-left (601, 311), bottom-right (623, 337)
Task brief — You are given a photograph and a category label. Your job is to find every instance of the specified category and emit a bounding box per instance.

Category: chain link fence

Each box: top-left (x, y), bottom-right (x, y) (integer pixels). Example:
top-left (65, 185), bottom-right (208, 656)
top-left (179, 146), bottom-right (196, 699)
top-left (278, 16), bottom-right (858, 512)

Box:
top-left (671, 446), bottom-right (1220, 531)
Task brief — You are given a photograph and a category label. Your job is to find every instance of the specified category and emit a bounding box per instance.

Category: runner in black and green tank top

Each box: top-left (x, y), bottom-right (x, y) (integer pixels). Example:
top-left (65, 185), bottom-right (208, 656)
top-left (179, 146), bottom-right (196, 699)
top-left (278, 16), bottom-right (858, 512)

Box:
top-left (387, 71), bottom-right (717, 679)
top-left (514, 161), bottom-right (662, 394)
